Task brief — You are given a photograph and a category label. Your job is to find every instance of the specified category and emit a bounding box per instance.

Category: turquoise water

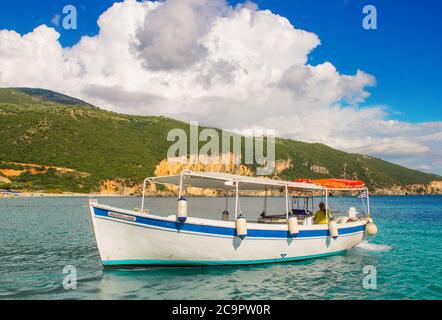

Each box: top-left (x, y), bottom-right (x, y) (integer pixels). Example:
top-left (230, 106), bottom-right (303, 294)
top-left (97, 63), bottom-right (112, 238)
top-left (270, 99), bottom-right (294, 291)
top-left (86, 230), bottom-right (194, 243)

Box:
top-left (0, 195), bottom-right (441, 300)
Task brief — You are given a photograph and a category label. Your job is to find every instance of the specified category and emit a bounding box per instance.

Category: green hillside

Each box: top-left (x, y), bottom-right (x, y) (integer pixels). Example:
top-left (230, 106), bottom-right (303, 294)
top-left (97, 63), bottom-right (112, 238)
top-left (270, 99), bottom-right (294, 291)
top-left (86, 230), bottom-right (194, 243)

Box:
top-left (0, 87), bottom-right (439, 193)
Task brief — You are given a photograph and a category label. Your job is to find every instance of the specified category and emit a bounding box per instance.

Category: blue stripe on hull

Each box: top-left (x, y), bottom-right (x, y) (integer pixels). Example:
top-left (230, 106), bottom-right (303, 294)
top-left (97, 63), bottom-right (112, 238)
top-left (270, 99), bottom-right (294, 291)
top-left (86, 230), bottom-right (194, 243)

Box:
top-left (93, 207), bottom-right (365, 239)
top-left (102, 250), bottom-right (347, 267)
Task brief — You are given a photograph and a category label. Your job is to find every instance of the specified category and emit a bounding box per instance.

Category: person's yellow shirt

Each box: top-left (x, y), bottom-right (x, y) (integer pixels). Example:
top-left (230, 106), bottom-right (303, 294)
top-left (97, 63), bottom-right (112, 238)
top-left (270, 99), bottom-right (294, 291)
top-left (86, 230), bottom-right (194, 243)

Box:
top-left (313, 209), bottom-right (330, 224)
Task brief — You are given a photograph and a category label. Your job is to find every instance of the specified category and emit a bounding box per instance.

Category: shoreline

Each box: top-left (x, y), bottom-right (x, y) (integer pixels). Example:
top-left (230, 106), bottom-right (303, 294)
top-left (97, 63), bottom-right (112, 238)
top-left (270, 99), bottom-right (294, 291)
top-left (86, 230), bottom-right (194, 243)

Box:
top-left (1, 192), bottom-right (442, 198)
top-left (6, 193), bottom-right (139, 198)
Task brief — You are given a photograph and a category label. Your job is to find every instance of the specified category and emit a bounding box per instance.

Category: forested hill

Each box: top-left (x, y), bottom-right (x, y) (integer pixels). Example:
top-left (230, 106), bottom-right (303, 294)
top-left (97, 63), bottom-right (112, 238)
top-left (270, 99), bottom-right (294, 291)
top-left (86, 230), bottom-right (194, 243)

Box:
top-left (0, 87), bottom-right (439, 193)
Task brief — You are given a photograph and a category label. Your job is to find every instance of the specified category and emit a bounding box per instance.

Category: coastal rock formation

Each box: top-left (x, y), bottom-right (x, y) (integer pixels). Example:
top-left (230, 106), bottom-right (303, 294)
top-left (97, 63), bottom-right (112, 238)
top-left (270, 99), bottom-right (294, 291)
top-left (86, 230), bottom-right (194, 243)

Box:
top-left (429, 181), bottom-right (442, 192)
top-left (0, 169), bottom-right (23, 177)
top-left (372, 181), bottom-right (442, 195)
top-left (274, 159), bottom-right (293, 176)
top-left (310, 164), bottom-right (329, 175)
top-left (153, 153), bottom-right (253, 196)
top-left (95, 152), bottom-right (442, 197)
top-left (0, 162), bottom-right (90, 177)
top-left (154, 153), bottom-right (254, 177)
top-left (99, 179), bottom-right (141, 196)
top-left (96, 156), bottom-right (298, 196)
top-left (0, 176), bottom-right (11, 188)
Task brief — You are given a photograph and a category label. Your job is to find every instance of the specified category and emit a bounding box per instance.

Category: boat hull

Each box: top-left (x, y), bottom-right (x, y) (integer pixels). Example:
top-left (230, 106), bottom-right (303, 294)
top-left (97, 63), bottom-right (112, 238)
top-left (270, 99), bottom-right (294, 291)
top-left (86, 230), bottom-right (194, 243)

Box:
top-left (89, 201), bottom-right (367, 267)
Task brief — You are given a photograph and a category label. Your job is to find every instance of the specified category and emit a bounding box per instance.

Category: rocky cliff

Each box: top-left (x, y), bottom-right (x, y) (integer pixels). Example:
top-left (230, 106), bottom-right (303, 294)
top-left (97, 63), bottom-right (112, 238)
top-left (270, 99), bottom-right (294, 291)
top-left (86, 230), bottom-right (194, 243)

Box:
top-left (372, 181), bottom-right (442, 195)
top-left (97, 155), bottom-right (442, 196)
top-left (98, 154), bottom-right (295, 196)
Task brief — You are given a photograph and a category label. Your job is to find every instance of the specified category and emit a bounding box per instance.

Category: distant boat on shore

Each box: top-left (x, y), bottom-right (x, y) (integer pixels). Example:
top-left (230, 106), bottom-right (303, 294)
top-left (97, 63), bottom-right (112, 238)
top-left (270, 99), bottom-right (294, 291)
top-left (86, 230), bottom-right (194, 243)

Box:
top-left (0, 189), bottom-right (20, 197)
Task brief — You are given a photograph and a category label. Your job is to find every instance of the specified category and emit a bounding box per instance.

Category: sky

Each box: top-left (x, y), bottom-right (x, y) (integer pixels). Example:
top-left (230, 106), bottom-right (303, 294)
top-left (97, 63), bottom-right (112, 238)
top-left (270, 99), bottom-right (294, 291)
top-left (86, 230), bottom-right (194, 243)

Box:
top-left (0, 0), bottom-right (441, 174)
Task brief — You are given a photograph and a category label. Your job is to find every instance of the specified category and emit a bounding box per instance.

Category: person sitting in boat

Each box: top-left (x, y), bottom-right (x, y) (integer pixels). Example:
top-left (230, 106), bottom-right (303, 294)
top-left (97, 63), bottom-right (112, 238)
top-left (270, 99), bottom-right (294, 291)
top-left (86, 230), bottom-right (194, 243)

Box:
top-left (314, 202), bottom-right (330, 224)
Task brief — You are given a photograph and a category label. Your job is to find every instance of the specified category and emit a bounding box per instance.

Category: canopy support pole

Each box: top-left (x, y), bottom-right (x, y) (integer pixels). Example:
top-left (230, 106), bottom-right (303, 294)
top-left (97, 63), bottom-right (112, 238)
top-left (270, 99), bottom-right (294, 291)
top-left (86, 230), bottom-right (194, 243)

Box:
top-left (263, 187), bottom-right (268, 214)
top-left (235, 180), bottom-right (239, 219)
top-left (325, 189), bottom-right (329, 223)
top-left (141, 178), bottom-right (149, 210)
top-left (225, 190), bottom-right (229, 212)
top-left (285, 185), bottom-right (289, 218)
top-left (178, 172), bottom-right (184, 199)
top-left (312, 193), bottom-right (314, 213)
top-left (366, 188), bottom-right (370, 217)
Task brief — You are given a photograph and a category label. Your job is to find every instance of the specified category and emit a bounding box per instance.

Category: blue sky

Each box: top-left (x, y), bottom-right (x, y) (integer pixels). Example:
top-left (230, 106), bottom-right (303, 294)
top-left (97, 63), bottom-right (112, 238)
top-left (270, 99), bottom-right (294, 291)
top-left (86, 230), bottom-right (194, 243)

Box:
top-left (251, 0), bottom-right (442, 123)
top-left (0, 0), bottom-right (440, 123)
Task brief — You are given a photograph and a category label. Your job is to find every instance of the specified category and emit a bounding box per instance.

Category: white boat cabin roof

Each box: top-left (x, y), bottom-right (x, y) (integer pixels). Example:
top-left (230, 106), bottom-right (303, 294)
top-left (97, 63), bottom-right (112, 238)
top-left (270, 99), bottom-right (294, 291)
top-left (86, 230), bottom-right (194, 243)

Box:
top-left (147, 171), bottom-right (326, 191)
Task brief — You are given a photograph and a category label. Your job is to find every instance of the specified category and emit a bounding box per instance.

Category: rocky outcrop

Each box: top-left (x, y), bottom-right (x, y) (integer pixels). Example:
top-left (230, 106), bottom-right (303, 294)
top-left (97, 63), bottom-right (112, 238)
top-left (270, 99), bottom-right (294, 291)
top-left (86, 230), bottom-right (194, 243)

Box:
top-left (0, 161), bottom-right (90, 178)
top-left (275, 159), bottom-right (293, 175)
top-left (0, 176), bottom-right (12, 188)
top-left (310, 164), bottom-right (329, 175)
top-left (429, 181), bottom-right (442, 192)
top-left (372, 181), bottom-right (442, 195)
top-left (154, 153), bottom-right (254, 177)
top-left (152, 153), bottom-right (253, 196)
top-left (99, 179), bottom-right (141, 196)
top-left (96, 155), bottom-right (299, 196)
top-left (0, 169), bottom-right (24, 177)
top-left (95, 154), bottom-right (442, 196)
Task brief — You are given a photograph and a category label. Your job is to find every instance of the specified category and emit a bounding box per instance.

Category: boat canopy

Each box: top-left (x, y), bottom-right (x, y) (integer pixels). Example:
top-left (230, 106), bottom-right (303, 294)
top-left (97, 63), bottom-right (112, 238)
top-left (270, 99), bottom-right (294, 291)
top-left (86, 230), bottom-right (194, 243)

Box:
top-left (141, 171), bottom-right (371, 218)
top-left (293, 178), bottom-right (367, 191)
top-left (147, 171), bottom-right (326, 191)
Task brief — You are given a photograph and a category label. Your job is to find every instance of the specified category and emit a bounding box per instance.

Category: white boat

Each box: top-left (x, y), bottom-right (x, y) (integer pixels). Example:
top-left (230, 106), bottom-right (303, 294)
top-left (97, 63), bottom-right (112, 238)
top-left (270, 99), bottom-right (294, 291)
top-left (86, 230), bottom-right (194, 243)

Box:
top-left (88, 171), bottom-right (377, 267)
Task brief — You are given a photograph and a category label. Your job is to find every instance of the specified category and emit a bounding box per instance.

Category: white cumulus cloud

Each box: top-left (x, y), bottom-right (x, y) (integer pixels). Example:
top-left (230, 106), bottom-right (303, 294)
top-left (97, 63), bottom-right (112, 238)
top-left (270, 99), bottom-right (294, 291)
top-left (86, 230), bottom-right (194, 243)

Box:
top-left (0, 0), bottom-right (440, 175)
top-left (134, 0), bottom-right (229, 70)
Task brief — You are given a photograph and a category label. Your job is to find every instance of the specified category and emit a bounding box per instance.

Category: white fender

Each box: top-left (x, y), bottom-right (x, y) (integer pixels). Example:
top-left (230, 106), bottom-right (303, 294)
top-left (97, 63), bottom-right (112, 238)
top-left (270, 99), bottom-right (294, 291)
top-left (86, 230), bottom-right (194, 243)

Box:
top-left (328, 221), bottom-right (339, 238)
top-left (177, 197), bottom-right (187, 223)
top-left (287, 216), bottom-right (299, 237)
top-left (235, 215), bottom-right (247, 239)
top-left (365, 222), bottom-right (378, 236)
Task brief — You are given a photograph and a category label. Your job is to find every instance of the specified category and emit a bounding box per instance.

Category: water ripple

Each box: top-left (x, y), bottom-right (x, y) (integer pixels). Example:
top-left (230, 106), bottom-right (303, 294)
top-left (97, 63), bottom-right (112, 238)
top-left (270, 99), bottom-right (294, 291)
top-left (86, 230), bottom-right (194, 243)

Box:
top-left (1, 196), bottom-right (442, 299)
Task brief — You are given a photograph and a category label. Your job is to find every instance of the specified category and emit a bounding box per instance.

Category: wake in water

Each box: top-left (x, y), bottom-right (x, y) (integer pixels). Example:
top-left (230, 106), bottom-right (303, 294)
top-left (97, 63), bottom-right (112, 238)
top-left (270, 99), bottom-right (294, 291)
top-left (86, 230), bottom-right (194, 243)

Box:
top-left (355, 240), bottom-right (393, 251)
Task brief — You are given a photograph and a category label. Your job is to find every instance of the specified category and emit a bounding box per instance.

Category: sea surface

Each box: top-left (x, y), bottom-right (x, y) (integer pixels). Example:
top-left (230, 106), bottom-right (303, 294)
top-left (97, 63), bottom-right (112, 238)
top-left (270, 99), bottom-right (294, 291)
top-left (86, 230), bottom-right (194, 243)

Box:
top-left (0, 195), bottom-right (441, 300)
